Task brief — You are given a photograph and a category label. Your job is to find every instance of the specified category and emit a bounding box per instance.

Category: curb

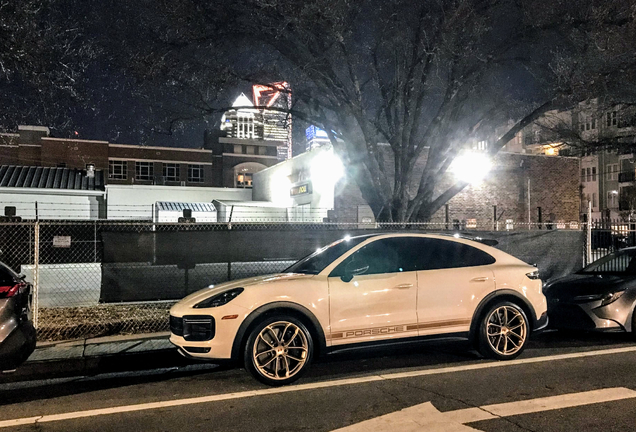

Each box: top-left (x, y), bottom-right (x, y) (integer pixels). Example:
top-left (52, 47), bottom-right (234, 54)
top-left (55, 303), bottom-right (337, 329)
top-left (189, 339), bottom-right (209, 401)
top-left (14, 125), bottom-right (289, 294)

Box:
top-left (0, 332), bottom-right (181, 384)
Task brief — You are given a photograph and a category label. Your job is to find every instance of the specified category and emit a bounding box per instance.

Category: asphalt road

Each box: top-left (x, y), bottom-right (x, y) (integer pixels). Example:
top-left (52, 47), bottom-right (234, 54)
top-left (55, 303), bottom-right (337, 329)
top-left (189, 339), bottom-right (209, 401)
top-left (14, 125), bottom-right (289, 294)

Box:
top-left (1, 331), bottom-right (636, 432)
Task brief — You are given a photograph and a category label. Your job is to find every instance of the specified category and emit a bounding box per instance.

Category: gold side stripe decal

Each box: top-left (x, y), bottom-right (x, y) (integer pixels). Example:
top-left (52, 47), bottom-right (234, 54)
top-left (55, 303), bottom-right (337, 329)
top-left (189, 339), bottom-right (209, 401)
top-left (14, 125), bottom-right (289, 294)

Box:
top-left (327, 319), bottom-right (471, 341)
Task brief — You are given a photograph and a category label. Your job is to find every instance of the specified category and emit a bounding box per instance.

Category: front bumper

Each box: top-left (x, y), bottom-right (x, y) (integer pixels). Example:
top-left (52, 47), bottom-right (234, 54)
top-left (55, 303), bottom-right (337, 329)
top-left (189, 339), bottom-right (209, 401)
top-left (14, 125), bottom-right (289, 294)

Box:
top-left (169, 312), bottom-right (243, 360)
top-left (547, 298), bottom-right (630, 332)
top-left (533, 311), bottom-right (549, 333)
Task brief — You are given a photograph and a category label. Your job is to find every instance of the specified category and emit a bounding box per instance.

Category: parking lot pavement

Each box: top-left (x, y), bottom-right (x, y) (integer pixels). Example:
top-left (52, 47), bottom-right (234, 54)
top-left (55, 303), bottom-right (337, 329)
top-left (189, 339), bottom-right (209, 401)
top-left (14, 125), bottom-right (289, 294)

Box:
top-left (0, 331), bottom-right (634, 432)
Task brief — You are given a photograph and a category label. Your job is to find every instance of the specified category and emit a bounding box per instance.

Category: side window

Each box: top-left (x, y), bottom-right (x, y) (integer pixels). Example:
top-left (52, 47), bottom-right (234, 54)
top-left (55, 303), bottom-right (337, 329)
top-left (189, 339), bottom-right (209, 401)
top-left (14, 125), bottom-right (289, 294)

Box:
top-left (0, 266), bottom-right (16, 285)
top-left (584, 251), bottom-right (636, 274)
top-left (415, 239), bottom-right (496, 270)
top-left (331, 238), bottom-right (403, 277)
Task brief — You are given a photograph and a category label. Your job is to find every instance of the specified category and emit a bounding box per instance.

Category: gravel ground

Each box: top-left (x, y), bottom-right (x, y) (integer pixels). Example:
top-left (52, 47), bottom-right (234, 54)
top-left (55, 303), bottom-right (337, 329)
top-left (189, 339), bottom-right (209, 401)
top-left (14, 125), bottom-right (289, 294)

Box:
top-left (37, 303), bottom-right (174, 341)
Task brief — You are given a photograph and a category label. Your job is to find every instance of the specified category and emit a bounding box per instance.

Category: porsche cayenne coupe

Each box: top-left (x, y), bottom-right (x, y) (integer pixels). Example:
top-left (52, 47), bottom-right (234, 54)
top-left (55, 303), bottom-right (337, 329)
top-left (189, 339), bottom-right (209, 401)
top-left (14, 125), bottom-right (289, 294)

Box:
top-left (544, 247), bottom-right (636, 334)
top-left (170, 233), bottom-right (548, 385)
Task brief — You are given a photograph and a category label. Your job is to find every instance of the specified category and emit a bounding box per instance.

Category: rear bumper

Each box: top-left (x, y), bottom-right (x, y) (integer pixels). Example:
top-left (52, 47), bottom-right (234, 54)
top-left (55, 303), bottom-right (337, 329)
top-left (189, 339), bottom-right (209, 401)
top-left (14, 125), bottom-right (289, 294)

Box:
top-left (0, 320), bottom-right (36, 370)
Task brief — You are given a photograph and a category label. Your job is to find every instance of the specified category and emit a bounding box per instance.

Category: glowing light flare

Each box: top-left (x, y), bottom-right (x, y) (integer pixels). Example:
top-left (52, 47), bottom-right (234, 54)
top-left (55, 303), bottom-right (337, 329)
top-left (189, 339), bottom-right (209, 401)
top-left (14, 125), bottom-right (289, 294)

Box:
top-left (270, 171), bottom-right (292, 205)
top-left (310, 150), bottom-right (345, 189)
top-left (451, 151), bottom-right (493, 184)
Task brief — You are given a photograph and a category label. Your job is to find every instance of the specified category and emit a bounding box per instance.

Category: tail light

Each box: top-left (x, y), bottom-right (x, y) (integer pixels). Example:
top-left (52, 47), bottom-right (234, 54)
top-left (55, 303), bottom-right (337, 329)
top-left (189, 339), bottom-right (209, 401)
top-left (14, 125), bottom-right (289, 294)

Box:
top-left (525, 270), bottom-right (541, 280)
top-left (0, 284), bottom-right (20, 299)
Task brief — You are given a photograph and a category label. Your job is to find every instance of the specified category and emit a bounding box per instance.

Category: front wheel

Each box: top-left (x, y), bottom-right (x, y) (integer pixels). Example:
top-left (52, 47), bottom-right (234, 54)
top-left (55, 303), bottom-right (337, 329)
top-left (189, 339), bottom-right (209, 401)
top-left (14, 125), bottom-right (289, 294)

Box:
top-left (478, 302), bottom-right (529, 360)
top-left (243, 316), bottom-right (313, 386)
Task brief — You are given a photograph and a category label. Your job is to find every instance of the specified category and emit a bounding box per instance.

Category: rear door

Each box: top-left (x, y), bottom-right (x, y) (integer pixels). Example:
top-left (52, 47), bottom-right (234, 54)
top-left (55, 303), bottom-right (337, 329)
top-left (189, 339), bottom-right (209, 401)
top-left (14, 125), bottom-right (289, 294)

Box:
top-left (414, 238), bottom-right (496, 336)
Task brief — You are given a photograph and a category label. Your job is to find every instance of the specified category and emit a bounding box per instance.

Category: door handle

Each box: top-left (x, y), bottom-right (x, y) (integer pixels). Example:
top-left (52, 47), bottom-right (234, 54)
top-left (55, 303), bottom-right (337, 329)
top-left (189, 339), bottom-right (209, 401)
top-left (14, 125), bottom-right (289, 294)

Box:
top-left (470, 277), bottom-right (489, 282)
top-left (393, 283), bottom-right (413, 289)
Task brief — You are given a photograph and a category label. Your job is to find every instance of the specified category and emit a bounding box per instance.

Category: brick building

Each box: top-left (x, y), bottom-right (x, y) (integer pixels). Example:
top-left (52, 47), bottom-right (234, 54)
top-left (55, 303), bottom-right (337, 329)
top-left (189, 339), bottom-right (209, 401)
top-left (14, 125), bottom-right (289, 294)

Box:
top-left (254, 145), bottom-right (580, 225)
top-left (0, 123), bottom-right (282, 189)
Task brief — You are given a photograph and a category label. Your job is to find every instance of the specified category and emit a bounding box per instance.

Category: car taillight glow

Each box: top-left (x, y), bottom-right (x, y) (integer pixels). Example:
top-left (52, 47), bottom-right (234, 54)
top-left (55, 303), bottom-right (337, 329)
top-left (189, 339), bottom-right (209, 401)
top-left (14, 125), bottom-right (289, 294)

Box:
top-left (0, 284), bottom-right (19, 298)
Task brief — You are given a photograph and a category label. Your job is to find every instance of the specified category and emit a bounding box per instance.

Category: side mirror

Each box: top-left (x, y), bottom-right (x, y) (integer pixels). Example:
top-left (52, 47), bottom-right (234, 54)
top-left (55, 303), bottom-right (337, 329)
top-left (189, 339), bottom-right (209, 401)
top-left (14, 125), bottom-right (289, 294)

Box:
top-left (340, 261), bottom-right (369, 283)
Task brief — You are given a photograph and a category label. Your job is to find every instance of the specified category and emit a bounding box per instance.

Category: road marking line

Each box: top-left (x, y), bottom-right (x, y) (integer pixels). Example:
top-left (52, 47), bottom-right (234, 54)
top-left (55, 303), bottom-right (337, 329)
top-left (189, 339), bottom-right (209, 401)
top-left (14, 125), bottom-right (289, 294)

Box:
top-left (333, 388), bottom-right (636, 431)
top-left (1, 345), bottom-right (636, 428)
top-left (444, 387), bottom-right (636, 424)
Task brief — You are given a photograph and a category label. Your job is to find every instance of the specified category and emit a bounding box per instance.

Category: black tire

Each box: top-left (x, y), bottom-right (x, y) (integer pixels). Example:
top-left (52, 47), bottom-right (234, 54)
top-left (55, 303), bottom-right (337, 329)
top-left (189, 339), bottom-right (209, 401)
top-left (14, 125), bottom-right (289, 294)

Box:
top-left (478, 301), bottom-right (529, 360)
top-left (243, 315), bottom-right (313, 386)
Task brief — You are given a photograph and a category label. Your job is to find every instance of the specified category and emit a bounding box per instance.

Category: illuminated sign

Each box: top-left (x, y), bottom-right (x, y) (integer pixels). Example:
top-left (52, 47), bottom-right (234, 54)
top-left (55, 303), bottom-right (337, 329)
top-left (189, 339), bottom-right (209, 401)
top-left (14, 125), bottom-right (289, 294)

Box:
top-left (290, 182), bottom-right (312, 197)
top-left (305, 125), bottom-right (329, 141)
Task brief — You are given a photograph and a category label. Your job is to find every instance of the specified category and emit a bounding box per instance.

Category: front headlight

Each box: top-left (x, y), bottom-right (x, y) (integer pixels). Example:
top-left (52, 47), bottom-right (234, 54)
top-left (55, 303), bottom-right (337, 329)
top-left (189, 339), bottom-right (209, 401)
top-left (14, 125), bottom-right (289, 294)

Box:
top-left (600, 290), bottom-right (625, 307)
top-left (194, 288), bottom-right (244, 309)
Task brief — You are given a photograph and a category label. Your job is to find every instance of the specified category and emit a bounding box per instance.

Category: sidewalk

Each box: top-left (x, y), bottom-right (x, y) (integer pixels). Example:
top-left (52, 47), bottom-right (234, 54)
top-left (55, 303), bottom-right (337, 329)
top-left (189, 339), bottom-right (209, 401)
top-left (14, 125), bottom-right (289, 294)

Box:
top-left (0, 332), bottom-right (184, 384)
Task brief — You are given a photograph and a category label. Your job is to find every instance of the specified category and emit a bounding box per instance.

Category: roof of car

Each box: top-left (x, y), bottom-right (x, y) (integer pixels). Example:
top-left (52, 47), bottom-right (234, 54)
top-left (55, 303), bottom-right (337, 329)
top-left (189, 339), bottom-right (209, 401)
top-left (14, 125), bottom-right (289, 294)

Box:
top-left (344, 232), bottom-right (498, 247)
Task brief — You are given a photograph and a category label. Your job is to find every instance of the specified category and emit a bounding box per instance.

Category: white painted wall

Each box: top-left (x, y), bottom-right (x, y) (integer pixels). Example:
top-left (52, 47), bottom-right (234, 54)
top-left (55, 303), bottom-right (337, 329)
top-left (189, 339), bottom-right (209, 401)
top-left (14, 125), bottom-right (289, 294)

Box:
top-left (22, 263), bottom-right (101, 307)
top-left (252, 145), bottom-right (339, 222)
top-left (106, 185), bottom-right (252, 220)
top-left (0, 188), bottom-right (104, 220)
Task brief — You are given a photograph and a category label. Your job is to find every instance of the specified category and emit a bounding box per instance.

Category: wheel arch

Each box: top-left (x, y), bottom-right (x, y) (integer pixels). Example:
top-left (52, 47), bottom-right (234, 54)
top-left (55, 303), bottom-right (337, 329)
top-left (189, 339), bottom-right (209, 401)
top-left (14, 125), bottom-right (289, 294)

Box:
top-left (231, 302), bottom-right (327, 361)
top-left (469, 290), bottom-right (537, 343)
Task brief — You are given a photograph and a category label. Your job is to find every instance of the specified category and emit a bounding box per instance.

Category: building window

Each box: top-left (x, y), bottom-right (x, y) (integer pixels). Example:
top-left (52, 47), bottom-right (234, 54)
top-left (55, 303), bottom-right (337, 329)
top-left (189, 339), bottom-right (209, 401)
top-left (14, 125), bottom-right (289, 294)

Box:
top-left (592, 192), bottom-right (597, 208)
top-left (607, 191), bottom-right (619, 209)
top-left (592, 166), bottom-right (597, 181)
top-left (581, 168), bottom-right (586, 182)
top-left (606, 163), bottom-right (618, 181)
top-left (586, 167), bottom-right (591, 182)
top-left (109, 160), bottom-right (127, 180)
top-left (591, 119), bottom-right (596, 129)
top-left (237, 114), bottom-right (255, 138)
top-left (188, 164), bottom-right (204, 183)
top-left (135, 161), bottom-right (154, 181)
top-left (607, 111), bottom-right (618, 127)
top-left (162, 163), bottom-right (180, 182)
top-left (236, 172), bottom-right (253, 188)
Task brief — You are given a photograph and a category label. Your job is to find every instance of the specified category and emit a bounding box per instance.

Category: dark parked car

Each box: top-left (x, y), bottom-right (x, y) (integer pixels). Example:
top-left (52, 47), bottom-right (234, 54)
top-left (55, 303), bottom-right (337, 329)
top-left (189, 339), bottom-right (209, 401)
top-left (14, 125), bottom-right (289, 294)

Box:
top-left (0, 262), bottom-right (36, 371)
top-left (544, 248), bottom-right (636, 334)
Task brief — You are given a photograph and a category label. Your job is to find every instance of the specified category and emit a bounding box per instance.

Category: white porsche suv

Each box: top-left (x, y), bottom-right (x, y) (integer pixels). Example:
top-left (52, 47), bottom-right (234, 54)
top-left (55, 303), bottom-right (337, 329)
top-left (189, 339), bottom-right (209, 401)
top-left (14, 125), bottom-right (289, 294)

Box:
top-left (170, 233), bottom-right (547, 385)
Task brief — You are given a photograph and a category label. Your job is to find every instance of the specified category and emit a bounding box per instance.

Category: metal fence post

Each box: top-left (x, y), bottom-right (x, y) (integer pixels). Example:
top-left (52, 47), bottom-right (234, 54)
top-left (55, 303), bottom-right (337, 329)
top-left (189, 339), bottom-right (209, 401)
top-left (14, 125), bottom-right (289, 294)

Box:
top-left (586, 201), bottom-right (592, 266)
top-left (33, 221), bottom-right (40, 329)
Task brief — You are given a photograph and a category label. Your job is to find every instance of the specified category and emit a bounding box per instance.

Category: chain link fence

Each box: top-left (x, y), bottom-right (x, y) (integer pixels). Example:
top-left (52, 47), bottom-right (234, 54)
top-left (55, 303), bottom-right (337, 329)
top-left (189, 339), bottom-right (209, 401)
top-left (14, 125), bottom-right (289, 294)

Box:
top-left (0, 219), bottom-right (586, 342)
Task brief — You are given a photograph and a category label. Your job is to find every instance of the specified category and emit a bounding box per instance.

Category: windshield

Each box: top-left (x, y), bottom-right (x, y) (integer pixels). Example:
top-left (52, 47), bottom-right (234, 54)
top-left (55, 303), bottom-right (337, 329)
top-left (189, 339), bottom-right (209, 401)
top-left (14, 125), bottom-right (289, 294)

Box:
top-left (284, 236), bottom-right (369, 275)
top-left (578, 249), bottom-right (636, 274)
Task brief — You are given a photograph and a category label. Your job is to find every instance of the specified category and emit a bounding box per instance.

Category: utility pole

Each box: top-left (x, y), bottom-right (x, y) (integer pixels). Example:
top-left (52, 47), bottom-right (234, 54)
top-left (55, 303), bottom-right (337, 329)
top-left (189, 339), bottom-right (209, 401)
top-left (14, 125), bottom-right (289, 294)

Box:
top-left (527, 179), bottom-right (531, 229)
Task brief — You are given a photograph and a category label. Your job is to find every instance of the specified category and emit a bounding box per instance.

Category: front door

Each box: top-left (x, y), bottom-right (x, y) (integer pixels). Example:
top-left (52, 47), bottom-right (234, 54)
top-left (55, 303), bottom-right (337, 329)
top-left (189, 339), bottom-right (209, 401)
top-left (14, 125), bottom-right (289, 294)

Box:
top-left (327, 238), bottom-right (418, 346)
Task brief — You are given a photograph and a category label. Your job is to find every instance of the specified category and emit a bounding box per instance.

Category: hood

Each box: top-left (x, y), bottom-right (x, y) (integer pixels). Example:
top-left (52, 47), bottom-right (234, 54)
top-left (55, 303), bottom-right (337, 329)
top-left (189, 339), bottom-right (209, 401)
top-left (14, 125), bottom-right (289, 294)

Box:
top-left (176, 273), bottom-right (315, 307)
top-left (543, 273), bottom-right (632, 299)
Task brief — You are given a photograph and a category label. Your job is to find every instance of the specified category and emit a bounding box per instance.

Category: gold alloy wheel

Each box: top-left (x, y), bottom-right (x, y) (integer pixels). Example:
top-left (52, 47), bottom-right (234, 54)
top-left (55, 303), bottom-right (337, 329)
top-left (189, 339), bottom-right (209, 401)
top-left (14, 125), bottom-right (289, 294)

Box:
top-left (253, 321), bottom-right (309, 380)
top-left (486, 305), bottom-right (527, 356)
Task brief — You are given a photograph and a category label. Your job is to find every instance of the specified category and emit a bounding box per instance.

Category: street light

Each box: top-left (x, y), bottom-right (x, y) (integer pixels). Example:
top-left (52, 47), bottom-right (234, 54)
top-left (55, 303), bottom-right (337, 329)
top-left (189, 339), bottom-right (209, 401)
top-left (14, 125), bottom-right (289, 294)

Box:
top-left (451, 151), bottom-right (493, 184)
top-left (310, 150), bottom-right (344, 189)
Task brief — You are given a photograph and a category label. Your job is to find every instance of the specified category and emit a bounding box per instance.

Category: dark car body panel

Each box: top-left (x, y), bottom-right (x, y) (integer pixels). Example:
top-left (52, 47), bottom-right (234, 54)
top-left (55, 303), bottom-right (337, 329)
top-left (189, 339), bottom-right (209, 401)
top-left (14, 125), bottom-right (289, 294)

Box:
top-left (544, 272), bottom-right (636, 332)
top-left (0, 264), bottom-right (36, 371)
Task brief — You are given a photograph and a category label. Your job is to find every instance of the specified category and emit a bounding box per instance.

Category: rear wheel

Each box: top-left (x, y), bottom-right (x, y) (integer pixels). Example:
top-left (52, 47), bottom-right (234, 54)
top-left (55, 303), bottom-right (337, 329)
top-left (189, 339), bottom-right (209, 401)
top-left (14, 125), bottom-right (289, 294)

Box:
top-left (478, 301), bottom-right (529, 360)
top-left (243, 316), bottom-right (313, 386)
